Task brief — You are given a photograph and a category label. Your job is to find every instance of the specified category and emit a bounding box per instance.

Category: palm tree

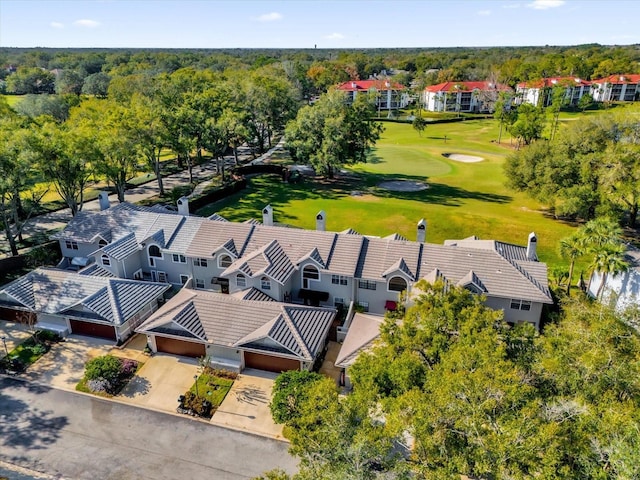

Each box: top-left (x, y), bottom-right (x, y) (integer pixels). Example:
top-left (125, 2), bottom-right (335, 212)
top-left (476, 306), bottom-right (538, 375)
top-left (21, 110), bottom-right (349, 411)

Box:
top-left (559, 232), bottom-right (584, 295)
top-left (590, 243), bottom-right (629, 300)
top-left (579, 217), bottom-right (623, 250)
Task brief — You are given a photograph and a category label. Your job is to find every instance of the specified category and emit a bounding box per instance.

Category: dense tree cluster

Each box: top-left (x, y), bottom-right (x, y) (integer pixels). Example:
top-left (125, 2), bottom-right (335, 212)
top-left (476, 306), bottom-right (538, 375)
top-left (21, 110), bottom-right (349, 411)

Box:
top-left (504, 112), bottom-right (640, 225)
top-left (266, 283), bottom-right (640, 479)
top-left (2, 44), bottom-right (639, 100)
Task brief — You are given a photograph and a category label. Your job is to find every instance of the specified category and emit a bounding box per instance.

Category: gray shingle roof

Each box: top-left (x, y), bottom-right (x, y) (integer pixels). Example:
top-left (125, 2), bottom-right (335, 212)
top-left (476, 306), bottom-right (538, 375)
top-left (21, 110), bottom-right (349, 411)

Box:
top-left (335, 312), bottom-right (384, 368)
top-left (185, 221), bottom-right (254, 259)
top-left (231, 288), bottom-right (276, 302)
top-left (137, 289), bottom-right (336, 361)
top-left (421, 244), bottom-right (552, 303)
top-left (0, 268), bottom-right (170, 325)
top-left (356, 237), bottom-right (422, 281)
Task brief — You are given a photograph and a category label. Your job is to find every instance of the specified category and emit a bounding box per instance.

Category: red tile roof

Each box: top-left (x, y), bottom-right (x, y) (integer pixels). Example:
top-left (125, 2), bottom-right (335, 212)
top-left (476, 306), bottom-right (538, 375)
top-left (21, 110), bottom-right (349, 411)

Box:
top-left (516, 76), bottom-right (591, 88)
top-left (591, 74), bottom-right (640, 85)
top-left (425, 81), bottom-right (511, 93)
top-left (336, 79), bottom-right (405, 91)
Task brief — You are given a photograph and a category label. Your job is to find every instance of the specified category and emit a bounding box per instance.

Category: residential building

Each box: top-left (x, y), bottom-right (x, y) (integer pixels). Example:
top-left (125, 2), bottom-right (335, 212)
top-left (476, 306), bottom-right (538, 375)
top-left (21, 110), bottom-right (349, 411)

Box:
top-left (590, 74), bottom-right (640, 103)
top-left (52, 199), bottom-right (552, 328)
top-left (515, 77), bottom-right (592, 107)
top-left (136, 287), bottom-right (336, 373)
top-left (588, 246), bottom-right (640, 316)
top-left (423, 81), bottom-right (512, 113)
top-left (0, 267), bottom-right (169, 341)
top-left (336, 79), bottom-right (410, 110)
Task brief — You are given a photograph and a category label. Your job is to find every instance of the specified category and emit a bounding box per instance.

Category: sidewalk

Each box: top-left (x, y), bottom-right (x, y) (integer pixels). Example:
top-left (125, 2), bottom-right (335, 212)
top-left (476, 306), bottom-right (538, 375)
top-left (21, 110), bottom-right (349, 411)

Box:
top-left (0, 139), bottom-right (285, 258)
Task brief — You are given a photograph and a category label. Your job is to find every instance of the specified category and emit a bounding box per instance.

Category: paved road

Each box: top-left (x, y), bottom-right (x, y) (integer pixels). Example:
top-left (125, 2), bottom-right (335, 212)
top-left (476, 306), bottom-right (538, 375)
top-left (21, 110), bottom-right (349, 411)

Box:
top-left (0, 141), bottom-right (286, 257)
top-left (0, 377), bottom-right (297, 480)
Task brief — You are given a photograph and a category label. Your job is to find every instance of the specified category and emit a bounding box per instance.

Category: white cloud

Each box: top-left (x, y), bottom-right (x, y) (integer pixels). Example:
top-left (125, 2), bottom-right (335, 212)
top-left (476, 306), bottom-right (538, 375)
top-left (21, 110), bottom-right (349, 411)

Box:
top-left (73, 19), bottom-right (100, 27)
top-left (256, 12), bottom-right (283, 22)
top-left (477, 9), bottom-right (491, 15)
top-left (324, 32), bottom-right (345, 40)
top-left (527, 0), bottom-right (565, 10)
top-left (50, 21), bottom-right (64, 29)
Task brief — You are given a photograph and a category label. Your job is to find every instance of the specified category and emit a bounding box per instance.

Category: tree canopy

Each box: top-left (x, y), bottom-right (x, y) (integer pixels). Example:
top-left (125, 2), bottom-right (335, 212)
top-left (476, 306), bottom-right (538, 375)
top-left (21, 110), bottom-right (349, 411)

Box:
top-left (267, 282), bottom-right (640, 479)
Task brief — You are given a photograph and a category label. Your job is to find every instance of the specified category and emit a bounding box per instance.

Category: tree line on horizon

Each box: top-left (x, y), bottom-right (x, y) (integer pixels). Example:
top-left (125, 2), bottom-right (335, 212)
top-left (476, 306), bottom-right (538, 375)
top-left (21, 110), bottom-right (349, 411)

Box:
top-left (1, 43), bottom-right (639, 99)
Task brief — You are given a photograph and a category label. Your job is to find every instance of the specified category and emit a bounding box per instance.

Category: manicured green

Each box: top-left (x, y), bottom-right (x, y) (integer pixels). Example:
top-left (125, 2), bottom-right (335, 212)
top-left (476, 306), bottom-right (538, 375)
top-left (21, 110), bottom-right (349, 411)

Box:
top-left (198, 119), bottom-right (580, 267)
top-left (0, 94), bottom-right (24, 107)
top-left (190, 373), bottom-right (234, 407)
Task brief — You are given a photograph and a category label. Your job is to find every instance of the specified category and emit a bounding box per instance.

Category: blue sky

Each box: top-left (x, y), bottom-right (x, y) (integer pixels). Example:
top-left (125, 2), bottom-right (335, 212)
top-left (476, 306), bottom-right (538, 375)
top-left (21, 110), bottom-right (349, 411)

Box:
top-left (1, 0), bottom-right (639, 49)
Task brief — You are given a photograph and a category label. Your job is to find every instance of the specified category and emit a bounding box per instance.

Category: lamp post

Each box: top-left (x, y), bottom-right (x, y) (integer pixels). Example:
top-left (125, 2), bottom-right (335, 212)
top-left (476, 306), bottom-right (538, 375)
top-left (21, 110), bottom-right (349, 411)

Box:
top-left (193, 374), bottom-right (199, 398)
top-left (1, 336), bottom-right (8, 358)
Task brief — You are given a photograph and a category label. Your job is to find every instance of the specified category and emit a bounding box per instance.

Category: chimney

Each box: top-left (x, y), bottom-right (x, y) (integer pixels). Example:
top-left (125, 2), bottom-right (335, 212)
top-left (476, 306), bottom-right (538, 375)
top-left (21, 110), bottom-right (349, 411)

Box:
top-left (316, 210), bottom-right (326, 231)
top-left (526, 232), bottom-right (537, 260)
top-left (177, 196), bottom-right (189, 216)
top-left (417, 219), bottom-right (427, 243)
top-left (98, 191), bottom-right (110, 211)
top-left (351, 81), bottom-right (357, 89)
top-left (262, 205), bottom-right (273, 226)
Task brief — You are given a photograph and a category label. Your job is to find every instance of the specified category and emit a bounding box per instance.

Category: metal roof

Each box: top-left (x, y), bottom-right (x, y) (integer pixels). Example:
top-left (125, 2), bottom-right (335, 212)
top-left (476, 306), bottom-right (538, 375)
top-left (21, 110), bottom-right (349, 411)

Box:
top-left (137, 289), bottom-right (336, 362)
top-left (0, 268), bottom-right (170, 325)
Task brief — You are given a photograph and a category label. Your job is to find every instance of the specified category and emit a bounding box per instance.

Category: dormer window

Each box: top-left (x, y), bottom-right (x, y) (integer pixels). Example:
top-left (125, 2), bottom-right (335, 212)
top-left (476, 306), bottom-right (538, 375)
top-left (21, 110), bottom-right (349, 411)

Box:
top-left (261, 277), bottom-right (271, 290)
top-left (236, 274), bottom-right (246, 288)
top-left (98, 239), bottom-right (108, 248)
top-left (101, 254), bottom-right (111, 267)
top-left (388, 276), bottom-right (407, 292)
top-left (219, 255), bottom-right (232, 268)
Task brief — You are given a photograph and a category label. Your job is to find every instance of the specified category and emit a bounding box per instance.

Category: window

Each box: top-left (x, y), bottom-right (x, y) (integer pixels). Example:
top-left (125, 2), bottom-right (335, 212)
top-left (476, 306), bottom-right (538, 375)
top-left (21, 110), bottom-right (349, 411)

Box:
top-left (148, 245), bottom-right (162, 266)
top-left (172, 254), bottom-right (186, 264)
top-left (302, 265), bottom-right (320, 288)
top-left (98, 239), bottom-right (108, 248)
top-left (510, 299), bottom-right (532, 311)
top-left (357, 301), bottom-right (369, 312)
top-left (334, 297), bottom-right (345, 307)
top-left (157, 272), bottom-right (167, 283)
top-left (65, 240), bottom-right (78, 250)
top-left (101, 254), bottom-right (111, 267)
top-left (219, 255), bottom-right (232, 268)
top-left (194, 258), bottom-right (208, 268)
top-left (388, 276), bottom-right (407, 292)
top-left (261, 277), bottom-right (271, 290)
top-left (180, 275), bottom-right (189, 286)
top-left (331, 275), bottom-right (348, 286)
top-left (195, 278), bottom-right (205, 289)
top-left (133, 270), bottom-right (143, 280)
top-left (236, 274), bottom-right (246, 288)
top-left (358, 279), bottom-right (377, 290)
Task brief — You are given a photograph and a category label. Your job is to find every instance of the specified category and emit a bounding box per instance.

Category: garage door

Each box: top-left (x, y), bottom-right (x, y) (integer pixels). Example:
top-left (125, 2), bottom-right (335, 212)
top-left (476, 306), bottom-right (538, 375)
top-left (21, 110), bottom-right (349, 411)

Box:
top-left (155, 336), bottom-right (206, 357)
top-left (69, 320), bottom-right (117, 340)
top-left (0, 307), bottom-right (34, 323)
top-left (244, 352), bottom-right (300, 373)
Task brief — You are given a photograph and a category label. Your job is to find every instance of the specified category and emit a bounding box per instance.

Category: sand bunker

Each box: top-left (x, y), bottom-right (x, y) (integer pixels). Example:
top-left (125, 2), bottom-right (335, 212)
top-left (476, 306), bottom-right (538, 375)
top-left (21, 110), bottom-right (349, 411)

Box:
top-left (378, 180), bottom-right (428, 192)
top-left (442, 153), bottom-right (484, 163)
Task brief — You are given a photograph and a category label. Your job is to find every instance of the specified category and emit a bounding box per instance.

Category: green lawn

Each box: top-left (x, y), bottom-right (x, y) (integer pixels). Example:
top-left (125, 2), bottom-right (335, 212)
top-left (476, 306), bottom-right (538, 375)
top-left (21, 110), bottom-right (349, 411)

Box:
top-left (190, 373), bottom-right (234, 407)
top-left (198, 119), bottom-right (582, 268)
top-left (0, 94), bottom-right (24, 107)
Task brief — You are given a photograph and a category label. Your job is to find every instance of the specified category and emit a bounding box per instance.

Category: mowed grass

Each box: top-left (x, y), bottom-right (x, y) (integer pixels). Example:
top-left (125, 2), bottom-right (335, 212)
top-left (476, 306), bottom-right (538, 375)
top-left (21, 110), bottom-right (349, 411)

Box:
top-left (198, 119), bottom-right (579, 267)
top-left (0, 94), bottom-right (24, 107)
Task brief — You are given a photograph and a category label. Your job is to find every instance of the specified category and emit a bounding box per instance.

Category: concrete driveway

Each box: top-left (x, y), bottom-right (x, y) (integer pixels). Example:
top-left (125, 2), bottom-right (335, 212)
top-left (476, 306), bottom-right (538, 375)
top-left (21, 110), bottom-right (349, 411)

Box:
top-left (210, 368), bottom-right (284, 440)
top-left (117, 353), bottom-right (199, 413)
top-left (0, 321), bottom-right (31, 359)
top-left (23, 334), bottom-right (114, 390)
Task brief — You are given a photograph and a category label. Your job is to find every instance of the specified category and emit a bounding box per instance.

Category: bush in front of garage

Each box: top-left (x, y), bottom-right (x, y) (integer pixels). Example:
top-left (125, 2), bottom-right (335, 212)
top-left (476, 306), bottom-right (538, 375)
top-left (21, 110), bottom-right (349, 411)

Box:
top-left (77, 355), bottom-right (141, 396)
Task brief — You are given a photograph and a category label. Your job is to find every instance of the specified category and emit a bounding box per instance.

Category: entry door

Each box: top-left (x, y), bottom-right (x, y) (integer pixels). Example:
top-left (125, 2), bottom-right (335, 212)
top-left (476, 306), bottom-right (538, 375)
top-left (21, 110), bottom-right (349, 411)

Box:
top-left (151, 270), bottom-right (157, 282)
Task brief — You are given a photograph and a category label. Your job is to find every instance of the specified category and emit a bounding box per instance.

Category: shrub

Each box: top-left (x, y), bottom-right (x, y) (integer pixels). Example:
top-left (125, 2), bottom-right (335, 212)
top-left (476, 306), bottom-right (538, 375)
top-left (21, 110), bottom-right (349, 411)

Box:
top-left (29, 343), bottom-right (48, 356)
top-left (84, 355), bottom-right (122, 384)
top-left (203, 366), bottom-right (238, 380)
top-left (182, 391), bottom-right (214, 418)
top-left (121, 358), bottom-right (138, 376)
top-left (37, 330), bottom-right (62, 343)
top-left (87, 378), bottom-right (111, 393)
